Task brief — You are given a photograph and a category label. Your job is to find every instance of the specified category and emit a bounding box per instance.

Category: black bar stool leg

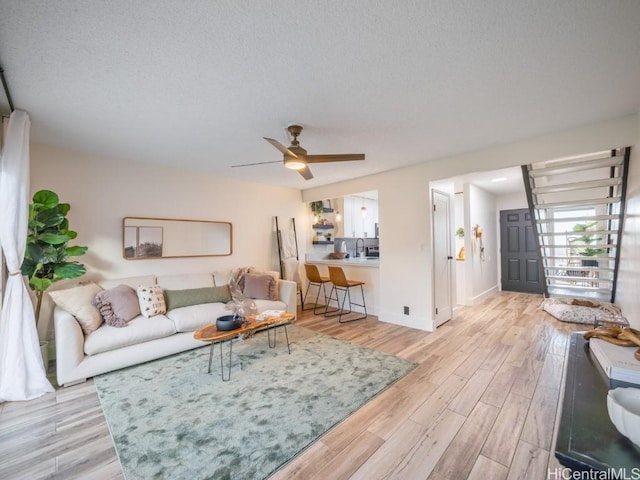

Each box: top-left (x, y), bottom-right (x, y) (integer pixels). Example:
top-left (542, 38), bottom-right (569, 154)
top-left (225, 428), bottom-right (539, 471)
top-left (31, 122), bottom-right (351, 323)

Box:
top-left (338, 285), bottom-right (367, 323)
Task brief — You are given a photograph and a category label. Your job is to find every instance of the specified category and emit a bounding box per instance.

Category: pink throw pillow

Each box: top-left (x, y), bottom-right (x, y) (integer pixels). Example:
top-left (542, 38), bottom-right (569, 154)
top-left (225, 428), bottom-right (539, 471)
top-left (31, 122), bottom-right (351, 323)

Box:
top-left (242, 274), bottom-right (277, 300)
top-left (93, 284), bottom-right (141, 327)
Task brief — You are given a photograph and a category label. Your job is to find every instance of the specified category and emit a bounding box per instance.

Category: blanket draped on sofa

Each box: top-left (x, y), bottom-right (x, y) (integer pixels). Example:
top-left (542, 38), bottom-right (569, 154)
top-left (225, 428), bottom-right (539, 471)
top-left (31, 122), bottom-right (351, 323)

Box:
top-left (227, 267), bottom-right (258, 317)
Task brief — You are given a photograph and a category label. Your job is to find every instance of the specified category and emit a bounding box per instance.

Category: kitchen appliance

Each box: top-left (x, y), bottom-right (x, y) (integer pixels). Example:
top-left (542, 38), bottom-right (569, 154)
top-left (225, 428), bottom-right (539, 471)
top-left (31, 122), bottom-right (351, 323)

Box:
top-left (366, 246), bottom-right (379, 257)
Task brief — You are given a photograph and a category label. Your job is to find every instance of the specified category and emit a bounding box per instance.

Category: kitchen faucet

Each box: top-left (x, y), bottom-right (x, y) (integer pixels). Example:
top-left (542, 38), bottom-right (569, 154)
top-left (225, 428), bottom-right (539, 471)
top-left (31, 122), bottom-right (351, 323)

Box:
top-left (355, 238), bottom-right (365, 257)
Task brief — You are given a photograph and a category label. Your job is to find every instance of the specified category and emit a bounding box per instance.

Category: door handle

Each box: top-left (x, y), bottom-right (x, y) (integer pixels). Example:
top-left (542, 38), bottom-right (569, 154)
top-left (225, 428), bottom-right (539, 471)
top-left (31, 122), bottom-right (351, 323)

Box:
top-left (447, 256), bottom-right (453, 260)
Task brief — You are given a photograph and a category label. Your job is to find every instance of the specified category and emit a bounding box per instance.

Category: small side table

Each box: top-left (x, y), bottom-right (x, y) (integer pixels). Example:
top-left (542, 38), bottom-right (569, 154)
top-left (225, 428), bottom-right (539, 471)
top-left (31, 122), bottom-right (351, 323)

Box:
top-left (194, 312), bottom-right (295, 381)
top-left (555, 333), bottom-right (640, 472)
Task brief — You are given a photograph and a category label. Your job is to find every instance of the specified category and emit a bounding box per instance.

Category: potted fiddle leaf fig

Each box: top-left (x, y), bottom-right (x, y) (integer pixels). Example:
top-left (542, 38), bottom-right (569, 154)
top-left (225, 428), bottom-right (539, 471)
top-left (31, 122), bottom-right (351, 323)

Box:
top-left (21, 190), bottom-right (88, 324)
top-left (568, 221), bottom-right (605, 267)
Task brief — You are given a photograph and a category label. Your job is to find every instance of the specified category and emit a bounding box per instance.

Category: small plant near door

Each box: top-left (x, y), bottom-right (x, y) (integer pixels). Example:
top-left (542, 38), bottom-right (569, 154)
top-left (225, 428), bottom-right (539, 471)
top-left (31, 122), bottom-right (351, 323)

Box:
top-left (568, 221), bottom-right (606, 261)
top-left (455, 227), bottom-right (464, 238)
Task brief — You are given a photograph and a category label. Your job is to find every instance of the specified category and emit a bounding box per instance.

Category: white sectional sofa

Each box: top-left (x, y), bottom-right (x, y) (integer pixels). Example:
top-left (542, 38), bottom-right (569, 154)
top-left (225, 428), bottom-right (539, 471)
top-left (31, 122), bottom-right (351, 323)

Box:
top-left (54, 272), bottom-right (297, 387)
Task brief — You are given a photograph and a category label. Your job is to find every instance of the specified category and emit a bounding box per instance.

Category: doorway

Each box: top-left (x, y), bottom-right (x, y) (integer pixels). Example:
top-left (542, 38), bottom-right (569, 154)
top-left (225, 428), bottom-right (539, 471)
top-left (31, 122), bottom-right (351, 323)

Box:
top-left (500, 208), bottom-right (543, 294)
top-left (432, 190), bottom-right (453, 327)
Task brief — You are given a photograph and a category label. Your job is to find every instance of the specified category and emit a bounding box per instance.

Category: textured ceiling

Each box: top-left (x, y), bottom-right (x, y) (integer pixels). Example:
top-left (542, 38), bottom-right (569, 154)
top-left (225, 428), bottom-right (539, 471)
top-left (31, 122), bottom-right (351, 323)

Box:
top-left (1, 1), bottom-right (639, 190)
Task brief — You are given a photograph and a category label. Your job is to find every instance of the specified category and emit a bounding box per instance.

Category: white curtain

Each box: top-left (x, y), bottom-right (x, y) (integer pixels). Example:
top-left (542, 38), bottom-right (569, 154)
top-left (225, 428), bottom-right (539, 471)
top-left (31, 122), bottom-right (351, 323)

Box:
top-left (0, 110), bottom-right (54, 401)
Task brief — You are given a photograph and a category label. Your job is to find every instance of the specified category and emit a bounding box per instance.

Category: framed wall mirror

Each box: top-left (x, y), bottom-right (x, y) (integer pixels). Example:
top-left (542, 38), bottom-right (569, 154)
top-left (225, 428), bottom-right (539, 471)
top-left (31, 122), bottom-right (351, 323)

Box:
top-left (123, 217), bottom-right (232, 259)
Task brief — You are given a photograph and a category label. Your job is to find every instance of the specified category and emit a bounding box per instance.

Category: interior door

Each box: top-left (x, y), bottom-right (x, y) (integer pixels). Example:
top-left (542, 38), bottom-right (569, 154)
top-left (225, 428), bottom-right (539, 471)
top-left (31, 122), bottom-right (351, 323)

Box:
top-left (500, 208), bottom-right (542, 294)
top-left (432, 190), bottom-right (453, 327)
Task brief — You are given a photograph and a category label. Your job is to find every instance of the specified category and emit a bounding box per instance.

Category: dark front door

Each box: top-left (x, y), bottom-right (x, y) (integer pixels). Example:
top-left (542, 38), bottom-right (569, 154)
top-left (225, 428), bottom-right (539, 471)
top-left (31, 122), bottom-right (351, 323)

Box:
top-left (500, 208), bottom-right (542, 294)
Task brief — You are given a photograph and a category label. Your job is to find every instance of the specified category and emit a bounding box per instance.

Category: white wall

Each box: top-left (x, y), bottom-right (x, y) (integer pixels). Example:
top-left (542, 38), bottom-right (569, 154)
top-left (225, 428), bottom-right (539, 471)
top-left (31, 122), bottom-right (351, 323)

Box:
top-left (30, 144), bottom-right (306, 338)
top-left (454, 193), bottom-right (465, 305)
top-left (616, 119), bottom-right (640, 329)
top-left (495, 191), bottom-right (528, 212)
top-left (303, 114), bottom-right (639, 331)
top-left (464, 184), bottom-right (499, 305)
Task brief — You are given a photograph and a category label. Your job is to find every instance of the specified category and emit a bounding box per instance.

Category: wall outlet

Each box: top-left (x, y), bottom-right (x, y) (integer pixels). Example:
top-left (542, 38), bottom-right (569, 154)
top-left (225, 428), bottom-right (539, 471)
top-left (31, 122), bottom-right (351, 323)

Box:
top-left (403, 306), bottom-right (410, 315)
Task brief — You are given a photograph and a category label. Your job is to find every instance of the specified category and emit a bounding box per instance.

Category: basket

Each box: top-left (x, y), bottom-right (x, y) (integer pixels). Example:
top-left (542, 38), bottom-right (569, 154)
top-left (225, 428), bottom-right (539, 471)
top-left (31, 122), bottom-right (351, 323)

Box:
top-left (328, 252), bottom-right (348, 259)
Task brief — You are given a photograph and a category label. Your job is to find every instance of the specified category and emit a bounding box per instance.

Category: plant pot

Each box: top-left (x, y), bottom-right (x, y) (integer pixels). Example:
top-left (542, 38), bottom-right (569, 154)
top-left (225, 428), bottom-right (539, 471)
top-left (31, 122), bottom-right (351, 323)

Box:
top-left (581, 259), bottom-right (599, 267)
top-left (40, 341), bottom-right (49, 372)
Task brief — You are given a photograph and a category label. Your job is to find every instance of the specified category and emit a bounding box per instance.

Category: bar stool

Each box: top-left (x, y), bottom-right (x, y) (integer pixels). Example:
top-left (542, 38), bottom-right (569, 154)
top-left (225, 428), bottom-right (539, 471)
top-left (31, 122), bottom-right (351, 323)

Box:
top-left (303, 264), bottom-right (335, 315)
top-left (326, 265), bottom-right (367, 323)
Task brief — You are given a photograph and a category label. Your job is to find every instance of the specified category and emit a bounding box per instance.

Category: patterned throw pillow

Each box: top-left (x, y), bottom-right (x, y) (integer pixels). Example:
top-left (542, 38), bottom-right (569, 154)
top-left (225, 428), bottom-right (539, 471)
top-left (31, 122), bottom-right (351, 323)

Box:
top-left (136, 285), bottom-right (166, 318)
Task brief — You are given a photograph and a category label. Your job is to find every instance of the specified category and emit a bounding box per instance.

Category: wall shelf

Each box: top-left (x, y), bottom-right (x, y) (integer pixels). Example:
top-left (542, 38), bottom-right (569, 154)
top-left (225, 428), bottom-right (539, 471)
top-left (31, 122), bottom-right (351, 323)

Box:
top-left (312, 224), bottom-right (334, 229)
top-left (312, 240), bottom-right (334, 245)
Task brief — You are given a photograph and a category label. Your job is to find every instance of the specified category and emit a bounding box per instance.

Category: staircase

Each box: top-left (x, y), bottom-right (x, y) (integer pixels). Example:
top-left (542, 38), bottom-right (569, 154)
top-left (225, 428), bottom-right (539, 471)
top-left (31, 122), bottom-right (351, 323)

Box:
top-left (522, 147), bottom-right (631, 303)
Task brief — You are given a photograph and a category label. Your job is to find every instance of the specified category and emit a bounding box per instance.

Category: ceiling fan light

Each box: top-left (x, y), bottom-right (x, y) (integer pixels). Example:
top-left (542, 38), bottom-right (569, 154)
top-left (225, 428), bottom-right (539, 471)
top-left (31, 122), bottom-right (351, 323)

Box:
top-left (284, 157), bottom-right (306, 170)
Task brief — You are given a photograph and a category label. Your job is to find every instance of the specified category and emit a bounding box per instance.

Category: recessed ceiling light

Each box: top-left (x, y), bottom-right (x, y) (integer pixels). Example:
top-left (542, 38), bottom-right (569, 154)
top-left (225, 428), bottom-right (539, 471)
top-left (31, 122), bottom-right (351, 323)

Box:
top-left (491, 177), bottom-right (507, 182)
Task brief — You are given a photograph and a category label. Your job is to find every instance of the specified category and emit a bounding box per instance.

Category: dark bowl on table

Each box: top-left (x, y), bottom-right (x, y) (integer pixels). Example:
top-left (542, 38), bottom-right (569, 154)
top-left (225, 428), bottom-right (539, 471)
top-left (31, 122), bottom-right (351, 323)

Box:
top-left (216, 315), bottom-right (244, 331)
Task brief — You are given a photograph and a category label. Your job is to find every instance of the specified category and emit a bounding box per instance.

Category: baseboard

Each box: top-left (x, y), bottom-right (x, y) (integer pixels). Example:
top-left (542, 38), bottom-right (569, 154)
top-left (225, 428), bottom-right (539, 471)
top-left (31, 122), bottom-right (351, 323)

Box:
top-left (469, 285), bottom-right (499, 306)
top-left (377, 311), bottom-right (434, 332)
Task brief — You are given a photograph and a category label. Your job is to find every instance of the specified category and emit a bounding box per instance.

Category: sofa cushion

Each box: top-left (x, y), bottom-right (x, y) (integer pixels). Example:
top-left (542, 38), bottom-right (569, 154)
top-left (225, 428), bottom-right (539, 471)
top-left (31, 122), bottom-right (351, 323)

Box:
top-left (84, 314), bottom-right (177, 355)
top-left (93, 284), bottom-right (141, 327)
top-left (166, 302), bottom-right (231, 332)
top-left (99, 275), bottom-right (156, 290)
top-left (137, 285), bottom-right (167, 318)
top-left (253, 299), bottom-right (288, 313)
top-left (164, 285), bottom-right (232, 310)
top-left (249, 269), bottom-right (280, 299)
top-left (49, 283), bottom-right (104, 335)
top-left (242, 273), bottom-right (277, 300)
top-left (156, 273), bottom-right (215, 290)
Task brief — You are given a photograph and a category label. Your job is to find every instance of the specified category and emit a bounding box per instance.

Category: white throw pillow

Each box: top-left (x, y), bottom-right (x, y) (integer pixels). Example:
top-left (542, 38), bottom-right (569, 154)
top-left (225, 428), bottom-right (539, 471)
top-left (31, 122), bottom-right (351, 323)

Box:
top-left (49, 283), bottom-right (104, 335)
top-left (137, 285), bottom-right (167, 318)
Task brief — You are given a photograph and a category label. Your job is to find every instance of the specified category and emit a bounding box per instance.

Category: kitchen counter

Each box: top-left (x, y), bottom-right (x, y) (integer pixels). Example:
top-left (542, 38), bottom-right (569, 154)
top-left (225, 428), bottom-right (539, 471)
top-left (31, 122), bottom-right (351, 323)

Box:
top-left (306, 257), bottom-right (380, 268)
top-left (304, 256), bottom-right (379, 314)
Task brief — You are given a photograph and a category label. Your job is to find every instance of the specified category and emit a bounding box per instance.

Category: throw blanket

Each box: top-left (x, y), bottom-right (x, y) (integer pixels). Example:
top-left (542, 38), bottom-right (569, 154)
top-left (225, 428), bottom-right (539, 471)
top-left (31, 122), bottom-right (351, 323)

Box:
top-left (279, 229), bottom-right (302, 288)
top-left (280, 229), bottom-right (298, 258)
top-left (227, 267), bottom-right (258, 317)
top-left (282, 257), bottom-right (302, 288)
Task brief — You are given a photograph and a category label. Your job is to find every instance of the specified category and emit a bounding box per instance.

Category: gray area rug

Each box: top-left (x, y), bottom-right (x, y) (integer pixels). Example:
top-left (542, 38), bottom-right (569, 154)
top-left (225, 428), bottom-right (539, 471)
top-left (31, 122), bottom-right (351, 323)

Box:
top-left (95, 325), bottom-right (416, 480)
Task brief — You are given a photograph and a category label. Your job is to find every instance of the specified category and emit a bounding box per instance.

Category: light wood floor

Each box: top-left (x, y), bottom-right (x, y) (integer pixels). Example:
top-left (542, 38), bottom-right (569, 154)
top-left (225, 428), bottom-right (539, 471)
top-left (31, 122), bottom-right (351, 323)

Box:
top-left (0, 292), bottom-right (584, 479)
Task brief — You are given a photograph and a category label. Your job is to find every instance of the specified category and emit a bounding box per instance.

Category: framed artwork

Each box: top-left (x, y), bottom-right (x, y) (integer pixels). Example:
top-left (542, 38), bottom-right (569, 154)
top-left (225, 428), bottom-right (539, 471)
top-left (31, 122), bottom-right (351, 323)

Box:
top-left (123, 225), bottom-right (163, 258)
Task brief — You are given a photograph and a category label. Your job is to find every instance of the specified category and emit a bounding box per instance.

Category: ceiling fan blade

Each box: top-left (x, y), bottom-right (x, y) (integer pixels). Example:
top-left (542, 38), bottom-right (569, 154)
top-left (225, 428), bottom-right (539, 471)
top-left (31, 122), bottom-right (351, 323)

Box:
top-left (263, 137), bottom-right (297, 157)
top-left (298, 165), bottom-right (314, 180)
top-left (231, 160), bottom-right (282, 168)
top-left (306, 154), bottom-right (365, 164)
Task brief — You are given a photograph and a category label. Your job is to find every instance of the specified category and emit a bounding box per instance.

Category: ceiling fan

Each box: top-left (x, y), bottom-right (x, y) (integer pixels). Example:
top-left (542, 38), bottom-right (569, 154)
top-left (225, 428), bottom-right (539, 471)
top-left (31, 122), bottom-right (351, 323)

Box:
top-left (232, 124), bottom-right (365, 180)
